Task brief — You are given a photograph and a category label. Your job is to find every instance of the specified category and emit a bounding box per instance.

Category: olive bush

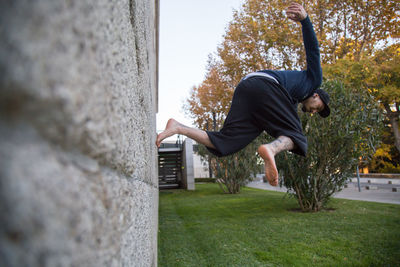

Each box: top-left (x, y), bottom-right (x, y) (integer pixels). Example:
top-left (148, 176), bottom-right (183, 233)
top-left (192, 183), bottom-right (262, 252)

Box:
top-left (197, 136), bottom-right (264, 194)
top-left (276, 80), bottom-right (383, 211)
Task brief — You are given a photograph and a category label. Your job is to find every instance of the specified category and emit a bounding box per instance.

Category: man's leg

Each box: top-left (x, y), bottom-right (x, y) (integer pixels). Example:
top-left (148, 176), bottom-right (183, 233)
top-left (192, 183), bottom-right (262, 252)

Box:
top-left (156, 118), bottom-right (216, 149)
top-left (258, 136), bottom-right (294, 186)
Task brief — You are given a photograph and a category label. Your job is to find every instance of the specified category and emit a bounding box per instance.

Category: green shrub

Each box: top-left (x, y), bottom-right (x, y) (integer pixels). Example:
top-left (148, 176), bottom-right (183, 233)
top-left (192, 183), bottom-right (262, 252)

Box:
top-left (277, 80), bottom-right (383, 211)
top-left (197, 136), bottom-right (264, 194)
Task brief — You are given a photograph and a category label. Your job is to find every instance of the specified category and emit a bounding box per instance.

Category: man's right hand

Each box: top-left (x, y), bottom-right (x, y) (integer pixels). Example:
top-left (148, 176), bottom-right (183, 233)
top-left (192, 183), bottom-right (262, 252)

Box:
top-left (286, 2), bottom-right (307, 22)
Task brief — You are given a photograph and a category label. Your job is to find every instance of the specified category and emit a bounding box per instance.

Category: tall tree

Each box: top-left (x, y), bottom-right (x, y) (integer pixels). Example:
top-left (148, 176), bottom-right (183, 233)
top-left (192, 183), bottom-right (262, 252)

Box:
top-left (217, 0), bottom-right (304, 86)
top-left (184, 0), bottom-right (400, 191)
top-left (215, 0), bottom-right (400, 86)
top-left (184, 61), bottom-right (232, 130)
top-left (309, 0), bottom-right (400, 63)
top-left (187, 0), bottom-right (399, 124)
top-left (324, 44), bottom-right (400, 155)
top-left (367, 45), bottom-right (400, 153)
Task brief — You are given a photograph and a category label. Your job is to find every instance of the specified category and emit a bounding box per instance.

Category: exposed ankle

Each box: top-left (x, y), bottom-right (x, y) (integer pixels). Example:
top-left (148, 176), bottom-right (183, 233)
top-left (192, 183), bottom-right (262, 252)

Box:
top-left (265, 144), bottom-right (277, 156)
top-left (176, 122), bottom-right (190, 136)
top-left (267, 136), bottom-right (294, 155)
top-left (176, 125), bottom-right (182, 135)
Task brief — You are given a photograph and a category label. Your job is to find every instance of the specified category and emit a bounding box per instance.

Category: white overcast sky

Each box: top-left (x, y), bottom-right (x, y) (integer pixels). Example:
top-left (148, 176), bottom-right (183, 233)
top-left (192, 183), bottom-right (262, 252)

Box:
top-left (156, 0), bottom-right (245, 132)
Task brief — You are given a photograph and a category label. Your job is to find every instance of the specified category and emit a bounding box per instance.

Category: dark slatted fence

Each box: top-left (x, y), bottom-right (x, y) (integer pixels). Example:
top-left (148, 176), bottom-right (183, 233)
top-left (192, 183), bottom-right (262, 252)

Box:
top-left (158, 147), bottom-right (182, 189)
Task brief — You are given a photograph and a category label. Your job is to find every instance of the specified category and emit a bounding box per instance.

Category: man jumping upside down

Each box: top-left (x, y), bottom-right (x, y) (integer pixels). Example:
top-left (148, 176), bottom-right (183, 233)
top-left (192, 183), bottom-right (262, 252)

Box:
top-left (156, 2), bottom-right (331, 186)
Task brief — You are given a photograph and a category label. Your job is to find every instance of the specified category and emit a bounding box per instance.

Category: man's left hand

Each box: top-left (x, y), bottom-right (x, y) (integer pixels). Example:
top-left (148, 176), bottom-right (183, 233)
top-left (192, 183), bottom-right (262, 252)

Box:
top-left (286, 2), bottom-right (307, 22)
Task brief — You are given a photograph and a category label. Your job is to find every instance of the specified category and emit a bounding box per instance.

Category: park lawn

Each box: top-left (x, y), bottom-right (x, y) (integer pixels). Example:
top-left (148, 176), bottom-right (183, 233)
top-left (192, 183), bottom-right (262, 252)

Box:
top-left (158, 183), bottom-right (400, 267)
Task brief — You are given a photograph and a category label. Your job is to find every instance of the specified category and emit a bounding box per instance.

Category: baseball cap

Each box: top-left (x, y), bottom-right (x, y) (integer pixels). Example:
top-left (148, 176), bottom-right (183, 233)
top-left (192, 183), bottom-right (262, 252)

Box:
top-left (315, 89), bottom-right (330, 118)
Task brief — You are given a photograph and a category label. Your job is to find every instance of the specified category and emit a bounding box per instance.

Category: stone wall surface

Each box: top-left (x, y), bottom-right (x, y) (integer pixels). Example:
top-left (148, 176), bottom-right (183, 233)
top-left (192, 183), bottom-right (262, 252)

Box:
top-left (0, 0), bottom-right (158, 266)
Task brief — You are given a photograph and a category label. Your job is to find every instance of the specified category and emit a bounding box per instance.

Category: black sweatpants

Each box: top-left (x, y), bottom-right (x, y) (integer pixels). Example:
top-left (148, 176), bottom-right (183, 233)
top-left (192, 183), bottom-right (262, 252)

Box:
top-left (206, 76), bottom-right (307, 157)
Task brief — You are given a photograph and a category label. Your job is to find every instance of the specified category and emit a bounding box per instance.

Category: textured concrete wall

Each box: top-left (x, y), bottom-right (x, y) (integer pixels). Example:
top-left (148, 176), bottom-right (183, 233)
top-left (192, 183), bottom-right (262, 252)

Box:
top-left (0, 0), bottom-right (158, 266)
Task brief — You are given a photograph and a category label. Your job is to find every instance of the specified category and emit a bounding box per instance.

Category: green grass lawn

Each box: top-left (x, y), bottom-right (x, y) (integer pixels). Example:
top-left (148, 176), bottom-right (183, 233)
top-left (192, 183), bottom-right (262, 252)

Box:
top-left (158, 184), bottom-right (400, 267)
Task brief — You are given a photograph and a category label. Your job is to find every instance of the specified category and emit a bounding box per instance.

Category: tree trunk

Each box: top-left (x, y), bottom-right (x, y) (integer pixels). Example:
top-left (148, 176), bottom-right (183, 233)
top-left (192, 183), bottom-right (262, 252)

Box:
top-left (384, 103), bottom-right (400, 153)
top-left (392, 116), bottom-right (400, 153)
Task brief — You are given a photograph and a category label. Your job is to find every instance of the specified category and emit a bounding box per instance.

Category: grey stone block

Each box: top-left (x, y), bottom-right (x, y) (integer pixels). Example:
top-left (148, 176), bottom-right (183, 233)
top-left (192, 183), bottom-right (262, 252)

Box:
top-left (0, 0), bottom-right (159, 266)
top-left (0, 0), bottom-right (158, 186)
top-left (0, 123), bottom-right (158, 266)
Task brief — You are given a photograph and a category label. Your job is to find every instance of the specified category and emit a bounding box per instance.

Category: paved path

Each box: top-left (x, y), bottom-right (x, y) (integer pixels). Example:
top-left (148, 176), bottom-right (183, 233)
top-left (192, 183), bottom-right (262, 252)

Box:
top-left (247, 178), bottom-right (400, 205)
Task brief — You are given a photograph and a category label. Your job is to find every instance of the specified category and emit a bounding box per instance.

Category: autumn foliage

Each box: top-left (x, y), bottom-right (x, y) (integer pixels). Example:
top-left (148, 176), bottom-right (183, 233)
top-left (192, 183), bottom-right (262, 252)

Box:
top-left (185, 0), bottom-right (400, 195)
top-left (186, 0), bottom-right (399, 130)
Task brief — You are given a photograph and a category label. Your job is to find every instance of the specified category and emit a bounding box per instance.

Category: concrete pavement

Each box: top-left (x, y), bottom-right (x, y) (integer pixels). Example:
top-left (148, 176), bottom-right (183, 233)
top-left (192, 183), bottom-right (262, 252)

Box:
top-left (247, 177), bottom-right (400, 205)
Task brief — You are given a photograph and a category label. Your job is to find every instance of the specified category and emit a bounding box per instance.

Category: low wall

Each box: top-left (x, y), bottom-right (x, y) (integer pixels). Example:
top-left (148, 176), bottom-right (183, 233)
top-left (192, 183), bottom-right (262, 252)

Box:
top-left (358, 173), bottom-right (400, 179)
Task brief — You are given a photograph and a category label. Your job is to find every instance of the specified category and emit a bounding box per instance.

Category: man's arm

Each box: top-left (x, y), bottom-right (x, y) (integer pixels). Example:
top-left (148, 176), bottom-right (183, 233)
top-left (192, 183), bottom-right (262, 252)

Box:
top-left (286, 2), bottom-right (307, 22)
top-left (287, 3), bottom-right (322, 88)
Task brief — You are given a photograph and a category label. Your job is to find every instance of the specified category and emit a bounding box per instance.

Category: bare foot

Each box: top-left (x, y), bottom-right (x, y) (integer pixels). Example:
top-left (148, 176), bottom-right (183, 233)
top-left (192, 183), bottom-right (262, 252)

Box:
top-left (257, 144), bottom-right (279, 186)
top-left (156, 118), bottom-right (181, 147)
